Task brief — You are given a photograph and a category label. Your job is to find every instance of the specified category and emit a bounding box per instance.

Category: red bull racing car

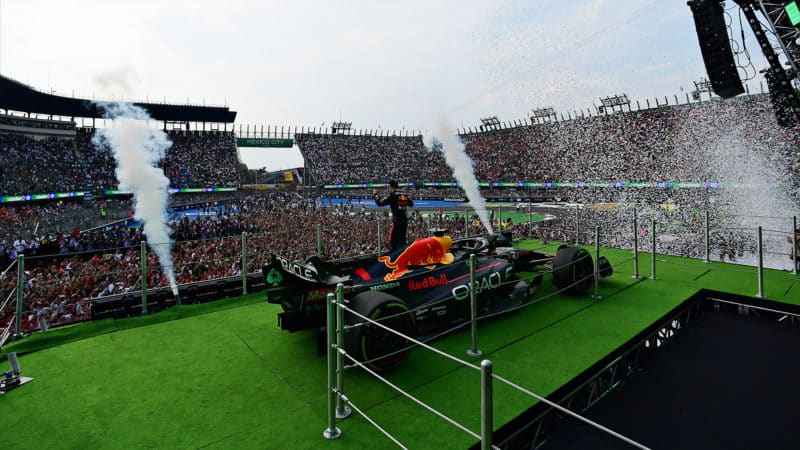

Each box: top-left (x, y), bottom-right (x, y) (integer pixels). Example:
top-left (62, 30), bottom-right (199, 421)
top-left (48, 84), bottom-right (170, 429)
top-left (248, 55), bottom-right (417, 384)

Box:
top-left (262, 231), bottom-right (612, 372)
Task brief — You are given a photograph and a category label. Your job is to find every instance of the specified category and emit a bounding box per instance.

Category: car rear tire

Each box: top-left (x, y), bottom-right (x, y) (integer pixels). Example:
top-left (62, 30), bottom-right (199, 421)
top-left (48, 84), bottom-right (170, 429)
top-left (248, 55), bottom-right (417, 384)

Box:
top-left (552, 246), bottom-right (594, 295)
top-left (344, 291), bottom-right (415, 373)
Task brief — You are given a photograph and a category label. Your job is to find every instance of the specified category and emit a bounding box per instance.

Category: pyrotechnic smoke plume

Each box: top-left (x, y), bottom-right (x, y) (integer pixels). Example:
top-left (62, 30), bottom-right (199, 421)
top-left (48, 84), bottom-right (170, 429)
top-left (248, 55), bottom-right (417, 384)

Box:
top-left (94, 65), bottom-right (139, 97)
top-left (92, 102), bottom-right (178, 294)
top-left (426, 116), bottom-right (494, 234)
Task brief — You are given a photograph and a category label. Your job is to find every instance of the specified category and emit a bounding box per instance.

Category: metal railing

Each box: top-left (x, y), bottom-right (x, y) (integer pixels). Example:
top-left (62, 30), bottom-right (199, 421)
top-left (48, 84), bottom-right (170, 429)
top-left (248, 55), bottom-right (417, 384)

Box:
top-left (323, 252), bottom-right (652, 449)
top-left (2, 204), bottom-right (796, 342)
top-left (2, 200), bottom-right (797, 446)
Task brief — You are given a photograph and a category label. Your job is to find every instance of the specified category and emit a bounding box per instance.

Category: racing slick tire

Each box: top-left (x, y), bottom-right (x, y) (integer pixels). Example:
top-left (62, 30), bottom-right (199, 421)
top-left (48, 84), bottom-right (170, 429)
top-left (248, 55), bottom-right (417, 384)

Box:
top-left (552, 246), bottom-right (594, 295)
top-left (344, 291), bottom-right (416, 373)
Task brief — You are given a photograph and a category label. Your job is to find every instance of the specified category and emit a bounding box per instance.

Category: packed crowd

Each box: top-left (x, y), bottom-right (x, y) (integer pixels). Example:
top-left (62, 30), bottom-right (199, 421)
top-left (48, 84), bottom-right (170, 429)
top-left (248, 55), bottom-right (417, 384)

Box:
top-left (0, 129), bottom-right (239, 195)
top-left (461, 94), bottom-right (800, 189)
top-left (295, 134), bottom-right (447, 185)
top-left (295, 95), bottom-right (800, 193)
top-left (0, 191), bottom-right (250, 267)
top-left (2, 186), bottom-right (798, 335)
top-left (161, 132), bottom-right (239, 187)
top-left (3, 92), bottom-right (800, 335)
top-left (0, 134), bottom-right (90, 194)
top-left (0, 189), bottom-right (510, 328)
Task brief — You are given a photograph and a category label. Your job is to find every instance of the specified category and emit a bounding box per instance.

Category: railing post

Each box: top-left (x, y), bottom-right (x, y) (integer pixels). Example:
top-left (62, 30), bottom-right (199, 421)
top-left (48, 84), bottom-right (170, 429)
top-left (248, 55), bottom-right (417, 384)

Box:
top-left (335, 283), bottom-right (351, 419)
top-left (14, 255), bottom-right (24, 339)
top-left (467, 254), bottom-right (482, 356)
top-left (465, 209), bottom-right (470, 238)
top-left (427, 214), bottom-right (432, 237)
top-left (757, 226), bottom-right (764, 298)
top-left (632, 206), bottom-right (641, 279)
top-left (480, 359), bottom-right (494, 450)
top-left (528, 201), bottom-right (533, 240)
top-left (317, 224), bottom-right (322, 257)
top-left (323, 292), bottom-right (341, 440)
top-left (593, 226), bottom-right (602, 300)
top-left (792, 216), bottom-right (797, 275)
top-left (650, 220), bottom-right (657, 280)
top-left (141, 241), bottom-right (148, 315)
top-left (575, 204), bottom-right (580, 244)
top-left (704, 210), bottom-right (711, 263)
top-left (241, 232), bottom-right (248, 295)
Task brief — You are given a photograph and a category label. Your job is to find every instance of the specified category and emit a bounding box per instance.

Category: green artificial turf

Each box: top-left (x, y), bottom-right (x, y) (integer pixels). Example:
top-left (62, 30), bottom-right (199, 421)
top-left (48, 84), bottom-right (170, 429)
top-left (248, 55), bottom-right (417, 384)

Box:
top-left (2, 293), bottom-right (264, 355)
top-left (1, 240), bottom-right (797, 449)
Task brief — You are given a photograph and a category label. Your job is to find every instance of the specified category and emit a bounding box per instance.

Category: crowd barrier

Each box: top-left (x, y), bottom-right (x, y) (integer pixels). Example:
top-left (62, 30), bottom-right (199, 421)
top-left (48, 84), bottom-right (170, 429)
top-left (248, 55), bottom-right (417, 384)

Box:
top-left (1, 205), bottom-right (797, 356)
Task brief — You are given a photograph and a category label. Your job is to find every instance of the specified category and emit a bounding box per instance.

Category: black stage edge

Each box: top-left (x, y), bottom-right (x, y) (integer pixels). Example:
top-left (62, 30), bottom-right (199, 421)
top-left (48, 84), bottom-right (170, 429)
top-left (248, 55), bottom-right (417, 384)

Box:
top-left (480, 290), bottom-right (800, 450)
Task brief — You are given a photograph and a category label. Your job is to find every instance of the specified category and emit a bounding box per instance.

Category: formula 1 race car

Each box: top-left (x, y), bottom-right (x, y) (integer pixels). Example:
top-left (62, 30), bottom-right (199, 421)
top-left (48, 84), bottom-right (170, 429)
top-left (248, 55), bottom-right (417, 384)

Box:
top-left (262, 231), bottom-right (612, 372)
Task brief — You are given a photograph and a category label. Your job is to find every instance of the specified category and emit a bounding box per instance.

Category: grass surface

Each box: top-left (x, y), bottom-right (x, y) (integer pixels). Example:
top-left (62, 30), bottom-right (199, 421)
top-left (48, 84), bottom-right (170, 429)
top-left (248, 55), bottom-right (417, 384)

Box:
top-left (1, 240), bottom-right (797, 448)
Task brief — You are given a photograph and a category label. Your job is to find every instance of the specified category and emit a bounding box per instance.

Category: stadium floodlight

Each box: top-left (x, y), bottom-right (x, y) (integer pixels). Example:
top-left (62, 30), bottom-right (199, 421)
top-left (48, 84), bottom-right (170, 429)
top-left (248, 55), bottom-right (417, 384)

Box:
top-left (479, 116), bottom-right (502, 131)
top-left (694, 79), bottom-right (713, 93)
top-left (599, 94), bottom-right (631, 113)
top-left (692, 78), bottom-right (715, 101)
top-left (331, 121), bottom-right (352, 134)
top-left (531, 107), bottom-right (557, 123)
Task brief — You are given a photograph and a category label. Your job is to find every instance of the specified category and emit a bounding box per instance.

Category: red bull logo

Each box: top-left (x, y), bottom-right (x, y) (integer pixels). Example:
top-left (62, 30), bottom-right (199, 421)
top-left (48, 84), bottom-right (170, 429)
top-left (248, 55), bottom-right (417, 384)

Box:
top-left (408, 273), bottom-right (449, 291)
top-left (378, 235), bottom-right (455, 281)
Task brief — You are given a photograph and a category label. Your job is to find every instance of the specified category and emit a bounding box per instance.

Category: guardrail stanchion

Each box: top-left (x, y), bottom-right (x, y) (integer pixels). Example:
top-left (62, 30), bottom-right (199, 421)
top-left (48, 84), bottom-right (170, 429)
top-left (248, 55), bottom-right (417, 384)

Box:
top-left (575, 204), bottom-right (580, 244)
top-left (704, 210), bottom-right (711, 263)
top-left (632, 206), bottom-right (641, 279)
top-left (757, 226), bottom-right (764, 298)
top-left (592, 226), bottom-right (602, 300)
top-left (141, 241), bottom-right (148, 315)
top-left (650, 221), bottom-right (657, 280)
top-left (467, 254), bottom-right (482, 357)
top-left (14, 255), bottom-right (24, 339)
top-left (480, 359), bottom-right (493, 450)
top-left (241, 232), bottom-right (248, 295)
top-left (465, 209), bottom-right (470, 238)
top-left (528, 201), bottom-right (533, 240)
top-left (792, 216), bottom-right (797, 275)
top-left (335, 283), bottom-right (351, 419)
top-left (324, 292), bottom-right (341, 440)
top-left (427, 214), bottom-right (432, 237)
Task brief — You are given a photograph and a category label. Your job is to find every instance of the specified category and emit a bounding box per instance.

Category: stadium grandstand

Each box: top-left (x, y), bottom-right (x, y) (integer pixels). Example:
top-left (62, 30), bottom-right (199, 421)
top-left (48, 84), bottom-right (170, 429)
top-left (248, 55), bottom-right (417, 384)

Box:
top-left (295, 93), bottom-right (799, 191)
top-left (5, 0), bottom-right (800, 447)
top-left (1, 73), bottom-right (800, 450)
top-left (1, 72), bottom-right (798, 334)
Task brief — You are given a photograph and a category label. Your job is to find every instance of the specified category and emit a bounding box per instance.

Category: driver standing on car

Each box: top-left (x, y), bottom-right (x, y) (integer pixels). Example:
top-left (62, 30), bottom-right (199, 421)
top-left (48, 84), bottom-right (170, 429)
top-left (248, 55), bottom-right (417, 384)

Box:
top-left (374, 180), bottom-right (414, 251)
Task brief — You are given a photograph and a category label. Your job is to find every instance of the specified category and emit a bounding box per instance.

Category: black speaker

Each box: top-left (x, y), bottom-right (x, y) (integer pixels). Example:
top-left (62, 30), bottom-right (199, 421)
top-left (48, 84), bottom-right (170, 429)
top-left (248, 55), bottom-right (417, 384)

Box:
top-left (688, 0), bottom-right (745, 98)
top-left (765, 68), bottom-right (798, 127)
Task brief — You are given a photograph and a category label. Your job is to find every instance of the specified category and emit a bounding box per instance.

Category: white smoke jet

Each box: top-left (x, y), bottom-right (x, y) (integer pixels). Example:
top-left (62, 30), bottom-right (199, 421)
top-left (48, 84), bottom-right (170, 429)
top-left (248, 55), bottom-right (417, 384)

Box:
top-left (93, 102), bottom-right (178, 295)
top-left (94, 65), bottom-right (139, 97)
top-left (425, 115), bottom-right (494, 234)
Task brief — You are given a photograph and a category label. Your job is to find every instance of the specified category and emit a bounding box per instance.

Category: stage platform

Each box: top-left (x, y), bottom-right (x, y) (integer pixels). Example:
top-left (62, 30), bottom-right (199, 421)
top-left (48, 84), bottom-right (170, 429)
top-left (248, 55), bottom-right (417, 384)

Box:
top-left (1, 240), bottom-right (798, 449)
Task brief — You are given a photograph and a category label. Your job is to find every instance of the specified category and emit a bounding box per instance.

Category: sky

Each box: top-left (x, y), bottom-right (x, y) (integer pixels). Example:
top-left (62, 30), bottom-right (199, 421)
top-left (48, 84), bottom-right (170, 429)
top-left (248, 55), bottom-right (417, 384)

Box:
top-left (0, 0), bottom-right (770, 171)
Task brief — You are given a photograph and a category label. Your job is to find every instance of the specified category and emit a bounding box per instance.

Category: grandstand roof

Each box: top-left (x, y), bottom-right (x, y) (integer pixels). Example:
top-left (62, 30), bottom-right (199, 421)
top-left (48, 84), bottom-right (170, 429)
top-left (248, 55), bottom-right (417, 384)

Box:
top-left (0, 74), bottom-right (237, 123)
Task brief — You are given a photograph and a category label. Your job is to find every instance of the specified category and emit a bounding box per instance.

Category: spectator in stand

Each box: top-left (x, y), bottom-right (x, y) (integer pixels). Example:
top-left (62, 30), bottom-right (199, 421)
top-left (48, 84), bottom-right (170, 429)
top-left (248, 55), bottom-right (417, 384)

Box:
top-left (0, 129), bottom-right (239, 196)
top-left (3, 93), bottom-right (800, 334)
